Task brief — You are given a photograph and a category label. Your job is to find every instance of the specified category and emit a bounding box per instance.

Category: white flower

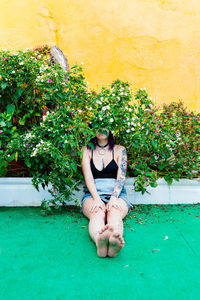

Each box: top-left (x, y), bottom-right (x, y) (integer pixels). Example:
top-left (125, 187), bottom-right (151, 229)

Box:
top-left (100, 97), bottom-right (104, 100)
top-left (99, 117), bottom-right (103, 120)
top-left (12, 71), bottom-right (15, 74)
top-left (110, 118), bottom-right (114, 123)
top-left (129, 108), bottom-right (132, 112)
top-left (126, 118), bottom-right (129, 121)
top-left (117, 96), bottom-right (120, 100)
top-left (55, 89), bottom-right (58, 92)
top-left (124, 93), bottom-right (127, 96)
top-left (131, 127), bottom-right (135, 131)
top-left (55, 73), bottom-right (58, 76)
top-left (19, 62), bottom-right (24, 65)
top-left (88, 107), bottom-right (92, 111)
top-left (102, 106), bottom-right (107, 111)
top-left (126, 129), bottom-right (130, 133)
top-left (81, 62), bottom-right (84, 65)
top-left (25, 133), bottom-right (32, 139)
top-left (7, 154), bottom-right (10, 157)
top-left (146, 129), bottom-right (149, 135)
top-left (41, 79), bottom-right (44, 82)
top-left (120, 92), bottom-right (124, 95)
top-left (128, 122), bottom-right (130, 126)
top-left (96, 100), bottom-right (102, 105)
top-left (61, 124), bottom-right (63, 127)
top-left (112, 94), bottom-right (115, 96)
top-left (64, 140), bottom-right (68, 143)
top-left (141, 126), bottom-right (144, 129)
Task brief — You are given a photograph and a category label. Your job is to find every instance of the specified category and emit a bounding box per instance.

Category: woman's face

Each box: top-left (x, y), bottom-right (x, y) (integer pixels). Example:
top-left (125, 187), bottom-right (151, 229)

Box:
top-left (96, 128), bottom-right (109, 139)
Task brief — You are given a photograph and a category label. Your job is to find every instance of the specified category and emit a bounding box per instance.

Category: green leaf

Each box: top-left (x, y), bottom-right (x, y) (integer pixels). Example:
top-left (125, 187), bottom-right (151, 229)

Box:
top-left (149, 182), bottom-right (158, 188)
top-left (158, 161), bottom-right (169, 170)
top-left (164, 175), bottom-right (173, 185)
top-left (25, 160), bottom-right (31, 168)
top-left (2, 160), bottom-right (8, 168)
top-left (1, 82), bottom-right (9, 90)
top-left (17, 87), bottom-right (24, 97)
top-left (7, 104), bottom-right (15, 115)
top-left (0, 120), bottom-right (6, 127)
top-left (88, 142), bottom-right (94, 150)
top-left (19, 118), bottom-right (25, 125)
top-left (17, 81), bottom-right (23, 87)
top-left (15, 152), bottom-right (18, 162)
top-left (71, 162), bottom-right (77, 172)
top-left (150, 157), bottom-right (155, 164)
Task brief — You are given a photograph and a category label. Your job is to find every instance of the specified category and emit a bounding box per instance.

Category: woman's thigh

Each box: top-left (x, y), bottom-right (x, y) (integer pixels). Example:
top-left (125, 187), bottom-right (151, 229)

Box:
top-left (82, 197), bottom-right (106, 220)
top-left (106, 197), bottom-right (129, 219)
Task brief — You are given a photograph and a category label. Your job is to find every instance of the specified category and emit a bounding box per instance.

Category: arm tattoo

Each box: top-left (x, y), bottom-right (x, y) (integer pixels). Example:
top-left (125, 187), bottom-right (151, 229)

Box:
top-left (112, 148), bottom-right (127, 198)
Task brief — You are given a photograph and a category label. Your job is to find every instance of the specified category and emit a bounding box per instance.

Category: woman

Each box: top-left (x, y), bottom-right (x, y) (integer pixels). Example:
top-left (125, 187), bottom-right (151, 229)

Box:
top-left (81, 127), bottom-right (132, 258)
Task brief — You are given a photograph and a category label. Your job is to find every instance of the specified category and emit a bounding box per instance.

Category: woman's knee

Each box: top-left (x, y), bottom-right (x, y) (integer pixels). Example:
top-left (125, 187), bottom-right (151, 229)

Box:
top-left (82, 197), bottom-right (106, 220)
top-left (106, 200), bottom-right (128, 219)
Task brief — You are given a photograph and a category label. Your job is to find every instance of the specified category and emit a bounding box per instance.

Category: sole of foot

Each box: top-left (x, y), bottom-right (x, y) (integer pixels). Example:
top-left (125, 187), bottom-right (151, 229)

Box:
top-left (96, 224), bottom-right (114, 257)
top-left (108, 232), bottom-right (125, 257)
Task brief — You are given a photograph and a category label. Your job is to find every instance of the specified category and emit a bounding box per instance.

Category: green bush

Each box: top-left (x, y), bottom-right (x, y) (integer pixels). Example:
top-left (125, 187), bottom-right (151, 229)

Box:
top-left (1, 47), bottom-right (200, 214)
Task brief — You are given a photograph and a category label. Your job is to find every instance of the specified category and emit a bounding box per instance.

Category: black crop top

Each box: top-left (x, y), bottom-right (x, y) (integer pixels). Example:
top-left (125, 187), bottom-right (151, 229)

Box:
top-left (90, 147), bottom-right (118, 179)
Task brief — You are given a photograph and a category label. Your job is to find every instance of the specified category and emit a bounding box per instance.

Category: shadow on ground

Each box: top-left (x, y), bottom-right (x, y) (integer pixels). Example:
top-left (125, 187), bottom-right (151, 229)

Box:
top-left (0, 204), bottom-right (200, 300)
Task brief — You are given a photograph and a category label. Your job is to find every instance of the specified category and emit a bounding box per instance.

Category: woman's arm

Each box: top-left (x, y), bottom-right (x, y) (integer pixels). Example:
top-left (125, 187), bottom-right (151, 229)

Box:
top-left (111, 146), bottom-right (127, 199)
top-left (81, 147), bottom-right (102, 201)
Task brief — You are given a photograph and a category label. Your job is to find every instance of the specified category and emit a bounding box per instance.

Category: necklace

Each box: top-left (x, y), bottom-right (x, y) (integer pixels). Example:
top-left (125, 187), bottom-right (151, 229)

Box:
top-left (96, 141), bottom-right (109, 155)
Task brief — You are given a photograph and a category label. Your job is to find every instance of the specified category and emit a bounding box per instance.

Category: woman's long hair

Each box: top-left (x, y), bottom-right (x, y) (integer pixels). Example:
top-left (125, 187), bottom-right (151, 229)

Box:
top-left (86, 123), bottom-right (115, 151)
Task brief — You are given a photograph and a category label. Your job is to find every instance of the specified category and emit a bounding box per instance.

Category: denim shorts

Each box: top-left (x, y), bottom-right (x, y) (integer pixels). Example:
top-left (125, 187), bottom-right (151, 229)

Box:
top-left (80, 178), bottom-right (132, 213)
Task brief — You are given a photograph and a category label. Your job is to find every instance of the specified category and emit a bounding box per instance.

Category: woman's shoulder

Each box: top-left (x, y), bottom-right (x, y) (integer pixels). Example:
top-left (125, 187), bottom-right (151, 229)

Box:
top-left (81, 146), bottom-right (92, 159)
top-left (114, 144), bottom-right (126, 152)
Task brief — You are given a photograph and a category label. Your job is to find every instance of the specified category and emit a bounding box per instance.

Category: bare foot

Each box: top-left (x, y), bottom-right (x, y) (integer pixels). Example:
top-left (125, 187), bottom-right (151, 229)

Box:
top-left (95, 224), bottom-right (114, 257)
top-left (108, 232), bottom-right (125, 257)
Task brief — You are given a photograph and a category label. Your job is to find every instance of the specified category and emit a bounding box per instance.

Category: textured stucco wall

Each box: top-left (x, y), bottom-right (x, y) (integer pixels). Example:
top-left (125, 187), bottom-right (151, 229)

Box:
top-left (0, 0), bottom-right (200, 112)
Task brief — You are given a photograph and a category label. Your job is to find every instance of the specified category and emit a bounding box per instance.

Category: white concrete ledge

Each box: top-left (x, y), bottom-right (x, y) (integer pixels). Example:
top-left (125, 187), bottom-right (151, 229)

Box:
top-left (0, 177), bottom-right (200, 206)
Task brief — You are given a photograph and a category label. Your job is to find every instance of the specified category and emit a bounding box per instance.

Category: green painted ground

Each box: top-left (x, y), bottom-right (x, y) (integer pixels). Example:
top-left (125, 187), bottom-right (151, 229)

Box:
top-left (0, 204), bottom-right (200, 300)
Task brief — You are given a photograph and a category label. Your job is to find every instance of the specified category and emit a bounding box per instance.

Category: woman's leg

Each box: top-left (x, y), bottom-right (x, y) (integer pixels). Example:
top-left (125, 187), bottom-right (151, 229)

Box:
top-left (106, 198), bottom-right (129, 257)
top-left (82, 197), bottom-right (112, 257)
top-left (82, 197), bottom-right (106, 243)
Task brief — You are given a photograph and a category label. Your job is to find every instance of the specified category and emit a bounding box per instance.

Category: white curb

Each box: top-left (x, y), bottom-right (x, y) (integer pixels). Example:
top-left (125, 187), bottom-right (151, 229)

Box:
top-left (0, 177), bottom-right (200, 206)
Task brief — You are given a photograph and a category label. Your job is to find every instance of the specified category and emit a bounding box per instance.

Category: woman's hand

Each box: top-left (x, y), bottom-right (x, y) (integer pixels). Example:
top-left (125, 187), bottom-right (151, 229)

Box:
top-left (90, 198), bottom-right (106, 213)
top-left (106, 196), bottom-right (122, 212)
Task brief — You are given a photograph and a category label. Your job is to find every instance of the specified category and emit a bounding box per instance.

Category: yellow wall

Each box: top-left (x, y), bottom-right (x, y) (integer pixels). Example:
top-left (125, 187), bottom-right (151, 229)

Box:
top-left (0, 0), bottom-right (200, 112)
